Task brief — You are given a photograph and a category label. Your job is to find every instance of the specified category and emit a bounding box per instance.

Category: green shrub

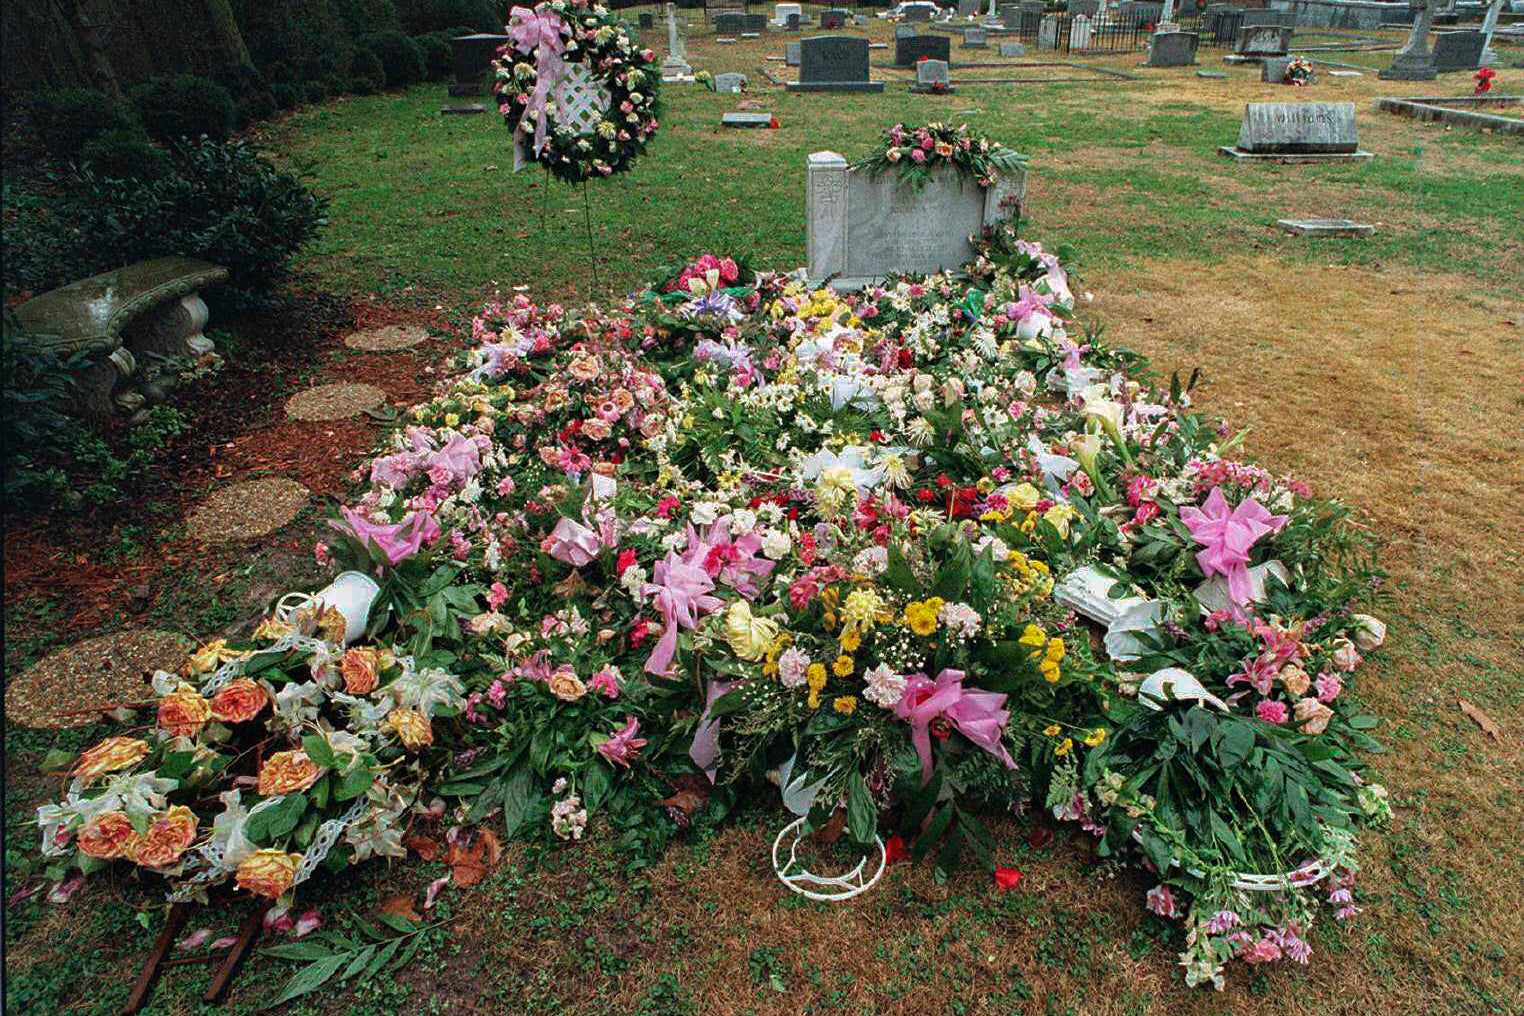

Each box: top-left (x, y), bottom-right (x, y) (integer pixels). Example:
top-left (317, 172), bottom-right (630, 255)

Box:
top-left (305, 78), bottom-right (332, 102)
top-left (396, 0), bottom-right (500, 33)
top-left (1, 325), bottom-right (82, 508)
top-left (128, 75), bottom-right (238, 143)
top-left (271, 82), bottom-right (307, 109)
top-left (337, 0), bottom-right (403, 36)
top-left (213, 64), bottom-right (278, 128)
top-left (417, 32), bottom-right (454, 81)
top-left (358, 30), bottom-right (427, 87)
top-left (349, 50), bottom-right (388, 94)
top-left (24, 89), bottom-right (144, 160)
top-left (3, 139), bottom-right (328, 303)
top-left (78, 128), bottom-right (171, 180)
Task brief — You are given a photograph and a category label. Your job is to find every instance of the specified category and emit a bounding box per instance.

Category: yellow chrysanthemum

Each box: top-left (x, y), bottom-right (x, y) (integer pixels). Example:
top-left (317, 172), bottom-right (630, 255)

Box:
top-left (833, 696), bottom-right (857, 715)
top-left (1083, 728), bottom-right (1107, 748)
top-left (838, 628), bottom-right (862, 653)
top-left (832, 655), bottom-right (855, 678)
top-left (1042, 724), bottom-right (1062, 737)
top-left (806, 663), bottom-right (828, 691)
top-left (1055, 738), bottom-right (1073, 757)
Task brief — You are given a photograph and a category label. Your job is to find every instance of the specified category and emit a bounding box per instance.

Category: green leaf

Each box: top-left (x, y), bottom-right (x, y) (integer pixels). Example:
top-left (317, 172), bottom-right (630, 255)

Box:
top-left (334, 764), bottom-right (374, 802)
top-left (302, 734), bottom-right (337, 769)
top-left (501, 768), bottom-right (535, 839)
top-left (845, 772), bottom-right (876, 846)
top-left (261, 942), bottom-right (337, 961)
top-left (264, 954), bottom-right (346, 1009)
top-left (245, 793), bottom-right (308, 844)
top-left (584, 763), bottom-right (611, 813)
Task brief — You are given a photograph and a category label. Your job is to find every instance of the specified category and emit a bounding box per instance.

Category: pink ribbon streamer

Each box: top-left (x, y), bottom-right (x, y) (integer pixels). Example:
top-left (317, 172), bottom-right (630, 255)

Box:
top-left (507, 5), bottom-right (568, 157)
top-left (1180, 487), bottom-right (1288, 607)
top-left (331, 507), bottom-right (441, 566)
top-left (688, 679), bottom-right (735, 781)
top-left (893, 669), bottom-right (1017, 785)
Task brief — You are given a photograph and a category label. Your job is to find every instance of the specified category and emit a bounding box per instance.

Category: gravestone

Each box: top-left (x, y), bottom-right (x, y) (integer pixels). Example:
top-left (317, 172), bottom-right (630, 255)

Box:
top-left (1147, 29), bottom-right (1200, 65)
top-left (1242, 9), bottom-right (1292, 25)
top-left (789, 35), bottom-right (887, 90)
top-left (1275, 218), bottom-right (1375, 236)
top-left (1197, 69), bottom-right (1228, 77)
top-left (1071, 0), bottom-right (1102, 16)
top-left (1231, 24), bottom-right (1294, 58)
top-left (450, 34), bottom-right (511, 95)
top-left (1000, 41), bottom-right (1028, 55)
top-left (787, 40), bottom-right (802, 65)
top-left (1038, 14), bottom-right (1062, 48)
top-left (440, 102), bottom-right (487, 114)
top-left (1432, 28), bottom-right (1486, 69)
top-left (723, 112), bottom-right (776, 127)
top-left (1119, 1), bottom-right (1166, 22)
top-left (640, 12), bottom-right (655, 29)
top-left (1261, 55), bottom-right (1294, 80)
top-left (715, 11), bottom-right (746, 34)
top-left (1069, 13), bottom-right (1094, 49)
top-left (787, 12), bottom-right (802, 29)
top-left (662, 3), bottom-right (695, 82)
top-left (714, 72), bottom-right (748, 92)
top-left (897, 23), bottom-right (920, 38)
top-left (821, 8), bottom-right (851, 28)
top-left (806, 150), bottom-right (1027, 289)
top-left (910, 58), bottom-right (955, 90)
top-left (1219, 101), bottom-right (1373, 160)
top-left (773, 3), bottom-right (804, 25)
top-left (896, 33), bottom-right (952, 66)
top-left (964, 26), bottom-right (990, 46)
top-left (958, 0), bottom-right (984, 15)
top-left (905, 3), bottom-right (936, 21)
top-left (1380, 0), bottom-right (1438, 80)
top-left (744, 13), bottom-right (768, 32)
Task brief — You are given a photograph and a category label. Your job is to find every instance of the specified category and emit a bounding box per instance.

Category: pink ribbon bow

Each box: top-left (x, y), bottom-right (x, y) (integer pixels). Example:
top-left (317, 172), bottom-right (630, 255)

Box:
top-left (893, 669), bottom-right (1017, 785)
top-left (1180, 487), bottom-right (1288, 607)
top-left (642, 539), bottom-right (723, 676)
top-left (544, 516), bottom-right (603, 567)
top-left (507, 5), bottom-right (568, 157)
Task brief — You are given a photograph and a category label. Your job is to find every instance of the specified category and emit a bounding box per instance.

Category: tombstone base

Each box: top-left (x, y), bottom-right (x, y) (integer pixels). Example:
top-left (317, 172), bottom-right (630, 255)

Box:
top-left (723, 112), bottom-right (776, 128)
top-left (1218, 146), bottom-right (1373, 163)
top-left (1275, 218), bottom-right (1375, 237)
top-left (909, 84), bottom-right (958, 92)
top-left (787, 81), bottom-right (887, 91)
top-left (1224, 53), bottom-right (1282, 65)
top-left (447, 83), bottom-right (483, 96)
top-left (1377, 60), bottom-right (1439, 80)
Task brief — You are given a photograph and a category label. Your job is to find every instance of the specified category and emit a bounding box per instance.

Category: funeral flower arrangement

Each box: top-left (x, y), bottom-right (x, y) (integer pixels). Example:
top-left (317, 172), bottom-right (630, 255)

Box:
top-left (1283, 57), bottom-right (1315, 86)
top-left (493, 1), bottom-right (663, 183)
top-left (857, 122), bottom-right (1028, 191)
top-left (36, 600), bottom-right (463, 903)
top-left (40, 226), bottom-right (1392, 989)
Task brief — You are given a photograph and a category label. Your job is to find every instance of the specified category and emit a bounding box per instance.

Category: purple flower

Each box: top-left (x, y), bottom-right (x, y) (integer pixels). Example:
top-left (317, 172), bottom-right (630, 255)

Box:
top-left (1145, 885), bottom-right (1178, 918)
top-left (597, 717), bottom-right (647, 768)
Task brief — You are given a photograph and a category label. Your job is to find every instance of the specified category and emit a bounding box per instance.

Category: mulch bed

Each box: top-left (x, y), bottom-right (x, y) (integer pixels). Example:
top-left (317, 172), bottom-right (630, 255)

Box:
top-left (2, 290), bottom-right (453, 645)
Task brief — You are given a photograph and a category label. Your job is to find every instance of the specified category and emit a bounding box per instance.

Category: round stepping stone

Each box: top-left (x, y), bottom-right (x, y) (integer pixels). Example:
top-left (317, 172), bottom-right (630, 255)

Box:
top-left (7, 629), bottom-right (192, 728)
top-left (343, 324), bottom-right (430, 352)
top-left (286, 382), bottom-right (386, 421)
top-left (184, 476), bottom-right (310, 543)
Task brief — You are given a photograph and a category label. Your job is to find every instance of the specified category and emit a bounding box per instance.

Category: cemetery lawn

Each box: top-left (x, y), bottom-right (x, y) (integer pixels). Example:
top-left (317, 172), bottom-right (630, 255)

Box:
top-left (5, 14), bottom-right (1522, 1016)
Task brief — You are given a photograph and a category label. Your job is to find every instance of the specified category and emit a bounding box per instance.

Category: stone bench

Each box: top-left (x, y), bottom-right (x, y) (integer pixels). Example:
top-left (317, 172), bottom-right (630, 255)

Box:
top-left (10, 257), bottom-right (227, 423)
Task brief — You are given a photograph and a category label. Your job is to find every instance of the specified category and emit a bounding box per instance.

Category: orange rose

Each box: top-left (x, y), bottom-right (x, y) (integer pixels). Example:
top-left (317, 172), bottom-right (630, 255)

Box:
top-left (209, 678), bottom-right (268, 724)
top-left (131, 805), bottom-right (198, 867)
top-left (384, 708), bottom-right (433, 751)
top-left (157, 684), bottom-right (213, 738)
top-left (72, 736), bottom-right (151, 778)
top-left (77, 811), bottom-right (140, 860)
top-left (235, 848), bottom-right (302, 898)
top-left (339, 647), bottom-right (380, 695)
top-left (257, 750), bottom-right (323, 796)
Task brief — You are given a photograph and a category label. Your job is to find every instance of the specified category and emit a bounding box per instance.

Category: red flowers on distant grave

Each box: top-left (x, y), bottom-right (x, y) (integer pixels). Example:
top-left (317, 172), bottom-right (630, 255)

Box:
top-left (1474, 67), bottom-right (1497, 95)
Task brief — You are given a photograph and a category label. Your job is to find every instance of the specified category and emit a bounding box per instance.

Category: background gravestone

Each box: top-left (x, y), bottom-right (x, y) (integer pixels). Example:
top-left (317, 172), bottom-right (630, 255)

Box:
top-left (715, 11), bottom-right (746, 34)
top-left (820, 8), bottom-right (851, 28)
top-left (964, 26), bottom-right (989, 46)
top-left (450, 34), bottom-right (511, 96)
top-left (640, 12), bottom-right (655, 29)
top-left (895, 33), bottom-right (952, 66)
top-left (789, 35), bottom-right (886, 90)
top-left (806, 150), bottom-right (1027, 289)
top-left (906, 4), bottom-right (936, 21)
top-left (1220, 101), bottom-right (1373, 160)
top-left (1147, 30), bottom-right (1200, 66)
top-left (1432, 29), bottom-right (1486, 69)
top-left (1000, 41), bottom-right (1028, 55)
top-left (1070, 14), bottom-right (1094, 50)
top-left (1038, 14), bottom-right (1061, 49)
top-left (1261, 55), bottom-right (1295, 81)
top-left (910, 58), bottom-right (954, 91)
top-left (787, 40), bottom-right (802, 66)
top-left (1233, 25), bottom-right (1294, 57)
top-left (958, 0), bottom-right (983, 15)
top-left (714, 71), bottom-right (748, 92)
top-left (1070, 0), bottom-right (1101, 16)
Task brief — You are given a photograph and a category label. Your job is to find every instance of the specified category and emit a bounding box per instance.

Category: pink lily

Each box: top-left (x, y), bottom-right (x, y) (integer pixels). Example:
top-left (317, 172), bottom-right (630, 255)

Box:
top-left (597, 717), bottom-right (647, 768)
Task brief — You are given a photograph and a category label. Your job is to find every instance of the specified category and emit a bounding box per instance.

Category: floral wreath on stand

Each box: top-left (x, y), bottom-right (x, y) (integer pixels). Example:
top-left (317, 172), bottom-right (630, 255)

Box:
top-left (857, 122), bottom-right (1027, 191)
top-left (493, 1), bottom-right (663, 185)
top-left (1283, 57), bottom-right (1315, 87)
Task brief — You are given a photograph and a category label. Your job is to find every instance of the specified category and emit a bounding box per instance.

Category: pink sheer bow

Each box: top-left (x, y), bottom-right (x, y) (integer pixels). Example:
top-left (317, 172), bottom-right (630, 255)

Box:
top-left (331, 507), bottom-right (441, 565)
top-left (545, 517), bottom-right (603, 567)
top-left (893, 669), bottom-right (1017, 785)
top-left (1180, 488), bottom-right (1288, 606)
top-left (642, 542), bottom-right (723, 676)
top-left (507, 5), bottom-right (568, 157)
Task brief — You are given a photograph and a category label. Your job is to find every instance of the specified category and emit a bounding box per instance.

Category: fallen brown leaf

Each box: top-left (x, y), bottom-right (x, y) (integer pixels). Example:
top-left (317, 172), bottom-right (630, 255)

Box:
top-left (378, 894), bottom-right (421, 922)
top-left (445, 829), bottom-right (504, 887)
top-left (403, 835), bottom-right (440, 861)
top-left (1458, 699), bottom-right (1502, 740)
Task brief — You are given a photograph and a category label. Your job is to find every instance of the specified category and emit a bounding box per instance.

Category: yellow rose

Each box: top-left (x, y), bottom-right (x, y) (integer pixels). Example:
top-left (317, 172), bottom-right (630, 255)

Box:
top-left (1042, 724), bottom-right (1062, 737)
top-left (546, 669), bottom-right (587, 702)
top-left (1043, 504), bottom-right (1078, 539)
top-left (235, 848), bottom-right (302, 898)
top-left (189, 639), bottom-right (231, 674)
top-left (209, 678), bottom-right (268, 724)
top-left (1008, 483), bottom-right (1042, 511)
top-left (1055, 738), bottom-right (1073, 757)
top-left (1278, 665), bottom-right (1311, 698)
top-left (386, 708), bottom-right (434, 750)
top-left (132, 805), bottom-right (199, 868)
top-left (157, 684), bottom-right (213, 738)
top-left (722, 602), bottom-right (781, 662)
top-left (340, 647), bottom-right (381, 695)
top-left (72, 736), bottom-right (151, 778)
top-left (77, 810), bottom-right (139, 860)
top-left (257, 750), bottom-right (323, 796)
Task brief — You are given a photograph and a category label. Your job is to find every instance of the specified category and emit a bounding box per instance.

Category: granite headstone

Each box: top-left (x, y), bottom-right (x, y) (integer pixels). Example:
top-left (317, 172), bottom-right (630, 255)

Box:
top-left (789, 35), bottom-right (887, 90)
top-left (896, 33), bottom-right (952, 66)
top-left (1147, 30), bottom-right (1200, 65)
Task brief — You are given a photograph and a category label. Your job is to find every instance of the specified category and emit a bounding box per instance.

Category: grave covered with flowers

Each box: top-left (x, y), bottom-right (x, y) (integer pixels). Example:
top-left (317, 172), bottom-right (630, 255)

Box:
top-left (38, 220), bottom-right (1392, 990)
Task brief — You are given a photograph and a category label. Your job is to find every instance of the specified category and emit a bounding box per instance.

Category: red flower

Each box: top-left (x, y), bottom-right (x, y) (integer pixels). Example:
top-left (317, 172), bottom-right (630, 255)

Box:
top-left (934, 473), bottom-right (952, 489)
top-left (994, 866), bottom-right (1024, 891)
top-left (897, 348), bottom-right (913, 368)
top-left (615, 548), bottom-right (638, 576)
top-left (884, 834), bottom-right (911, 865)
top-left (768, 115), bottom-right (780, 130)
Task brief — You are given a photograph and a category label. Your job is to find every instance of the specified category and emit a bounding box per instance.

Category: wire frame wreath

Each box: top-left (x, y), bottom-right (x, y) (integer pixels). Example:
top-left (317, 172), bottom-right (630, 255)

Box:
top-left (493, 1), bottom-right (663, 185)
top-left (771, 816), bottom-right (887, 902)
